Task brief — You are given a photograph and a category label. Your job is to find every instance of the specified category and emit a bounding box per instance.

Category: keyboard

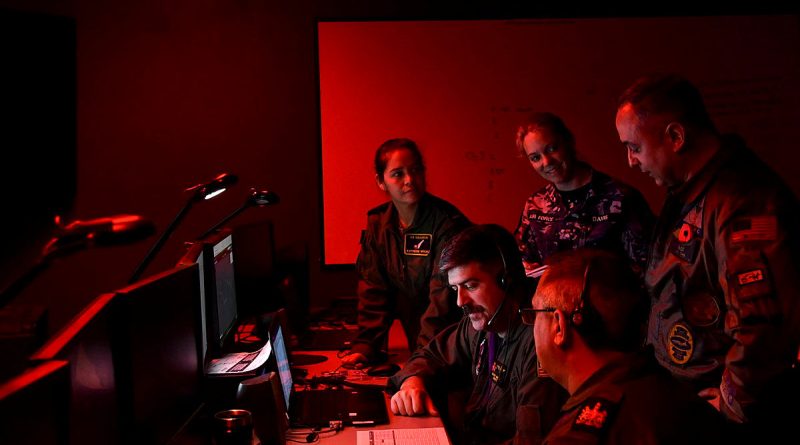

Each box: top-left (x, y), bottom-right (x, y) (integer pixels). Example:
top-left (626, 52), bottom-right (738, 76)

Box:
top-left (358, 427), bottom-right (449, 445)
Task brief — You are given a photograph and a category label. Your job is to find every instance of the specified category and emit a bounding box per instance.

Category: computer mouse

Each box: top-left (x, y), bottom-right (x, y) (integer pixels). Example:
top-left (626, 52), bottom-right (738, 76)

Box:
top-left (366, 363), bottom-right (401, 377)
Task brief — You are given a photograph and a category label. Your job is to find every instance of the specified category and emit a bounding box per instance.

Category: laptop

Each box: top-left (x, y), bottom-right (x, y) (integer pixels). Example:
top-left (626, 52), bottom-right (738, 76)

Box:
top-left (269, 323), bottom-right (389, 428)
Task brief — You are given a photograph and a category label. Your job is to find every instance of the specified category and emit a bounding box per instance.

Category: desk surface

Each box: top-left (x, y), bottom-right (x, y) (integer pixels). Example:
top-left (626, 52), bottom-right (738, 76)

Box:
top-left (288, 350), bottom-right (448, 444)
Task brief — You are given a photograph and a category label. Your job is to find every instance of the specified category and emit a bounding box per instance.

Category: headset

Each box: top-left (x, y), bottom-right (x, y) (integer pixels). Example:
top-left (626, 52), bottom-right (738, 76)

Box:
top-left (569, 260), bottom-right (605, 346)
top-left (460, 239), bottom-right (510, 327)
top-left (485, 241), bottom-right (510, 328)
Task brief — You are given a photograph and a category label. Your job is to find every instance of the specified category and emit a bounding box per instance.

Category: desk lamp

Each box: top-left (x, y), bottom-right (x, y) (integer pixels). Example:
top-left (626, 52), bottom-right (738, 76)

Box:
top-left (128, 172), bottom-right (237, 284)
top-left (0, 214), bottom-right (155, 308)
top-left (197, 188), bottom-right (280, 240)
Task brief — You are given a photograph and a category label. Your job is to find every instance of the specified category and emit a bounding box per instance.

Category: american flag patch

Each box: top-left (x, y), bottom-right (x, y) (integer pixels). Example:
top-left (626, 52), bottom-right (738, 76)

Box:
top-left (731, 216), bottom-right (777, 243)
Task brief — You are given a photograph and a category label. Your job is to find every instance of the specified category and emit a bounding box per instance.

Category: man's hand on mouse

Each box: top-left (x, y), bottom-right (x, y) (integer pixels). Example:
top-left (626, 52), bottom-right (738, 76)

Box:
top-left (340, 351), bottom-right (368, 369)
top-left (390, 376), bottom-right (439, 417)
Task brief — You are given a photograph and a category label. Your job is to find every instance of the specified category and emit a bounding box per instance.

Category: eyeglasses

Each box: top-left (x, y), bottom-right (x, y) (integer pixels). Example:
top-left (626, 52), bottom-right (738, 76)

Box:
top-left (519, 307), bottom-right (556, 325)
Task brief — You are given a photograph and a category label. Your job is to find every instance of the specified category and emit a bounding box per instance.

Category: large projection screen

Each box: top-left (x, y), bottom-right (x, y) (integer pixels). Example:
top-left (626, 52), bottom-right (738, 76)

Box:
top-left (318, 16), bottom-right (800, 266)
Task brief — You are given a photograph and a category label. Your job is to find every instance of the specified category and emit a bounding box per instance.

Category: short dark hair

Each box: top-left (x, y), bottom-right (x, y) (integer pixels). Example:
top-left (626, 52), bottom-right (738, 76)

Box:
top-left (374, 138), bottom-right (425, 179)
top-left (537, 249), bottom-right (649, 352)
top-left (515, 112), bottom-right (576, 158)
top-left (438, 224), bottom-right (525, 293)
top-left (617, 74), bottom-right (716, 132)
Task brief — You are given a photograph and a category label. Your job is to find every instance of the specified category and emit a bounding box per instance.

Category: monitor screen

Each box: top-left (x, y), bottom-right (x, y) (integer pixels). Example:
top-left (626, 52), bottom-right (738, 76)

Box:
top-left (211, 234), bottom-right (237, 349)
top-left (270, 325), bottom-right (292, 411)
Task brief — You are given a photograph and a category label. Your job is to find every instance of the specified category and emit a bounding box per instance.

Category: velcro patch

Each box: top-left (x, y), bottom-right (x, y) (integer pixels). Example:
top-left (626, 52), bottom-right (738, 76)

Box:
top-left (737, 269), bottom-right (765, 286)
top-left (731, 216), bottom-right (777, 243)
top-left (404, 233), bottom-right (432, 256)
top-left (491, 360), bottom-right (509, 386)
top-left (572, 398), bottom-right (617, 434)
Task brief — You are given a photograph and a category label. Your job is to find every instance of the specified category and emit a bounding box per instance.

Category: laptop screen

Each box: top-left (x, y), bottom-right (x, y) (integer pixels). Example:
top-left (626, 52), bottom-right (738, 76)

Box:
top-left (212, 234), bottom-right (237, 349)
top-left (271, 325), bottom-right (293, 411)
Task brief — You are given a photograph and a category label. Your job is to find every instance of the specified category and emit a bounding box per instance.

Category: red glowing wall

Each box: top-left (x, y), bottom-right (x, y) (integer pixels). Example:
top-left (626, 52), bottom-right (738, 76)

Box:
top-left (318, 17), bottom-right (800, 265)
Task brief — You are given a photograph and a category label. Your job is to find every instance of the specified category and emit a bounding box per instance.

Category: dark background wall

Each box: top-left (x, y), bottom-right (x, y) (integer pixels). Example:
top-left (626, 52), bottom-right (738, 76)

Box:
top-left (0, 1), bottom-right (796, 335)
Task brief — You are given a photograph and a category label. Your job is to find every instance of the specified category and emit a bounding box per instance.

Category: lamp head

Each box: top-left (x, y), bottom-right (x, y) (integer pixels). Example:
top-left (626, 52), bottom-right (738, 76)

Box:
top-left (248, 189), bottom-right (280, 207)
top-left (185, 172), bottom-right (238, 201)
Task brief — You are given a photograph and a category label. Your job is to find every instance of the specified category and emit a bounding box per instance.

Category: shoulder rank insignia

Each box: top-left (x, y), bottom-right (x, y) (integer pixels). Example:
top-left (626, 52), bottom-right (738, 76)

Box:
top-left (572, 397), bottom-right (617, 434)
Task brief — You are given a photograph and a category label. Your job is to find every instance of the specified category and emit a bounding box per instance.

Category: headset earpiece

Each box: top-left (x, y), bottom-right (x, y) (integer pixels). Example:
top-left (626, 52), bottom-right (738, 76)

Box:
top-left (571, 308), bottom-right (584, 326)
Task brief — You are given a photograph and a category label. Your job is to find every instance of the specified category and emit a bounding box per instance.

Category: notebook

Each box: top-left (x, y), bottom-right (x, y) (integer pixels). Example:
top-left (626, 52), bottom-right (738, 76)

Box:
top-left (205, 341), bottom-right (272, 375)
top-left (270, 323), bottom-right (389, 428)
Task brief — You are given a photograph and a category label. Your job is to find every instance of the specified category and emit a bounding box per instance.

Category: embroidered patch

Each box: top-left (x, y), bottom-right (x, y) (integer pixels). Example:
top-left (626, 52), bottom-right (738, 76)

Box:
top-left (677, 223), bottom-right (694, 243)
top-left (737, 269), bottom-right (765, 286)
top-left (572, 398), bottom-right (617, 434)
top-left (592, 214), bottom-right (609, 222)
top-left (404, 233), bottom-right (432, 256)
top-left (491, 360), bottom-right (509, 386)
top-left (732, 264), bottom-right (773, 301)
top-left (667, 322), bottom-right (694, 365)
top-left (669, 221), bottom-right (702, 263)
top-left (731, 216), bottom-right (777, 243)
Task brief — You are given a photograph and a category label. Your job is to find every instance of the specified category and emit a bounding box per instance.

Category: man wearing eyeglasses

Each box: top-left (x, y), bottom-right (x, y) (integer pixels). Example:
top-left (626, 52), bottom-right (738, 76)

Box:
top-left (388, 224), bottom-right (566, 445)
top-left (616, 74), bottom-right (800, 440)
top-left (530, 249), bottom-right (728, 444)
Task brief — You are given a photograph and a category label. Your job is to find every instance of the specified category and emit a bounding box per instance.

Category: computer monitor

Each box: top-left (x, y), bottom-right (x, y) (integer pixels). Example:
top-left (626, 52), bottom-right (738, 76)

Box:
top-left (30, 292), bottom-right (122, 445)
top-left (30, 264), bottom-right (204, 444)
top-left (203, 232), bottom-right (238, 353)
top-left (112, 263), bottom-right (203, 444)
top-left (0, 360), bottom-right (70, 445)
top-left (177, 241), bottom-right (210, 364)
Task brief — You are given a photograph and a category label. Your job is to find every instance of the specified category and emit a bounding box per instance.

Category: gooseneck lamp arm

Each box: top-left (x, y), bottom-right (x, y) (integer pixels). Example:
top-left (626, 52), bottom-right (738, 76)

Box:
top-left (197, 189), bottom-right (280, 240)
top-left (128, 172), bottom-right (237, 284)
top-left (128, 200), bottom-right (194, 284)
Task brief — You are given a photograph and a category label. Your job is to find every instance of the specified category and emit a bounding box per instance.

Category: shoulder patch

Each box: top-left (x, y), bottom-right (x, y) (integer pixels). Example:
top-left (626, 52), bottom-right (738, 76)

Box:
top-left (667, 322), bottom-right (694, 365)
top-left (572, 397), bottom-right (617, 434)
top-left (731, 216), bottom-right (777, 243)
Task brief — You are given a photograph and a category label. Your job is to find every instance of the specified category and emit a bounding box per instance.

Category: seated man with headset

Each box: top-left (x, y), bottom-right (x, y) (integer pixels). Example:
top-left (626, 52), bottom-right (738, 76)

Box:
top-left (530, 249), bottom-right (728, 444)
top-left (388, 224), bottom-right (566, 445)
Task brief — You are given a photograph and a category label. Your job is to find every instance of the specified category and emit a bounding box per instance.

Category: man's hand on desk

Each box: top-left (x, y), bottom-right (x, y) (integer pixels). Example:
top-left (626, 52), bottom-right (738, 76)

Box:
top-left (390, 376), bottom-right (439, 417)
top-left (340, 352), bottom-right (368, 369)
